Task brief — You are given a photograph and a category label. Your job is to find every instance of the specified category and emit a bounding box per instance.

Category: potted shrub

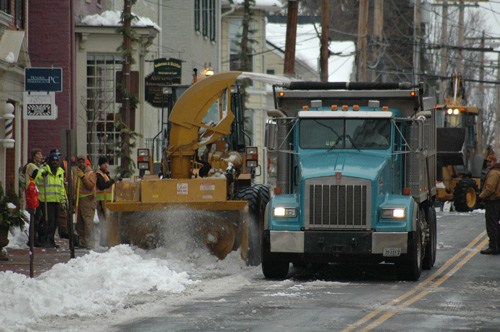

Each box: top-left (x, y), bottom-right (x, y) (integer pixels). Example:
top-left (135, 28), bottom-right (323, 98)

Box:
top-left (0, 182), bottom-right (27, 260)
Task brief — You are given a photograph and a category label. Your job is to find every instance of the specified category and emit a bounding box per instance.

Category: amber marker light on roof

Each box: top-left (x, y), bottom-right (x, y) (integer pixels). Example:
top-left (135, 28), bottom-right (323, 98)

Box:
top-left (383, 106), bottom-right (389, 111)
top-left (342, 105), bottom-right (349, 111)
top-left (353, 105), bottom-right (359, 111)
top-left (302, 106), bottom-right (309, 111)
top-left (331, 105), bottom-right (338, 110)
top-left (279, 92), bottom-right (284, 97)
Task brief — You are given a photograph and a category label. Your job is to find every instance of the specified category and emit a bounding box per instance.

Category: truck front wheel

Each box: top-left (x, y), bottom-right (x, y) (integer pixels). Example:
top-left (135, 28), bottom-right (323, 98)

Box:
top-left (262, 260), bottom-right (289, 279)
top-left (397, 210), bottom-right (423, 281)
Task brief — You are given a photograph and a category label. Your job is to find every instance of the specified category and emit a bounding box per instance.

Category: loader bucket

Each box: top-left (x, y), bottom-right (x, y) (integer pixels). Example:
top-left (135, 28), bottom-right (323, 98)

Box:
top-left (437, 127), bottom-right (466, 166)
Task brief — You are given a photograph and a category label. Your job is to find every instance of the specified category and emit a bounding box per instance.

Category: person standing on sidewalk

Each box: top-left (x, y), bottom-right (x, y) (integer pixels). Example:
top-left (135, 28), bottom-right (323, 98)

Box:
top-left (479, 155), bottom-right (500, 255)
top-left (95, 156), bottom-right (115, 247)
top-left (35, 153), bottom-right (67, 248)
top-left (24, 148), bottom-right (44, 246)
top-left (76, 155), bottom-right (97, 249)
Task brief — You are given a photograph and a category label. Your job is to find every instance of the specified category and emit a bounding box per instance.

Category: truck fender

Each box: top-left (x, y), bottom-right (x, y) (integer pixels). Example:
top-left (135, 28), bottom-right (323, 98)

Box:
top-left (411, 201), bottom-right (419, 232)
top-left (264, 199), bottom-right (270, 230)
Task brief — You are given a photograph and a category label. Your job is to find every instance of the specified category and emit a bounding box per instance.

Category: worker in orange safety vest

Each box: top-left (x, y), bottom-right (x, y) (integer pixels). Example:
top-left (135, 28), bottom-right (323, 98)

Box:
top-left (75, 155), bottom-right (97, 249)
top-left (95, 156), bottom-right (115, 247)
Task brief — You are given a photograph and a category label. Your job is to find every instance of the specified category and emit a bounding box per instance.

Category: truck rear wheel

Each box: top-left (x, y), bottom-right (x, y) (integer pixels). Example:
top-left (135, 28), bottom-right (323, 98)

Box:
top-left (422, 205), bottom-right (437, 270)
top-left (453, 178), bottom-right (479, 212)
top-left (262, 260), bottom-right (289, 279)
top-left (234, 184), bottom-right (270, 266)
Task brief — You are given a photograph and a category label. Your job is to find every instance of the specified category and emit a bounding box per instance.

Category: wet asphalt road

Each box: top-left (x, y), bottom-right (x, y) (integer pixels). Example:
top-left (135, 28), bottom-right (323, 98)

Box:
top-left (114, 210), bottom-right (500, 332)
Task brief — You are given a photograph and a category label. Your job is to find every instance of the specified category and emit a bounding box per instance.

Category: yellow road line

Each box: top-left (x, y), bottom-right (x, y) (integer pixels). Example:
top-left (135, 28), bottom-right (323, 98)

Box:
top-left (341, 231), bottom-right (488, 332)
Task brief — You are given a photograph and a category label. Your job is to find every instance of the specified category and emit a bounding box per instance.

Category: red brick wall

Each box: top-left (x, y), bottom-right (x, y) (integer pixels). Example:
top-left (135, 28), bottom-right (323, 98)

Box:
top-left (27, 0), bottom-right (104, 157)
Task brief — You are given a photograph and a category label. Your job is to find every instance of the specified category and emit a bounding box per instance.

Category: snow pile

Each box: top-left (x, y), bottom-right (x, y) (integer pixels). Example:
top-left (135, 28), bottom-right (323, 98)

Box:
top-left (81, 10), bottom-right (160, 31)
top-left (0, 245), bottom-right (195, 332)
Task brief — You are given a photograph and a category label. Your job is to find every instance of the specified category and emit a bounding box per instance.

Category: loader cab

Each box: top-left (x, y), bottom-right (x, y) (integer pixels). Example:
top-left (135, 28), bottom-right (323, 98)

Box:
top-left (435, 105), bottom-right (478, 172)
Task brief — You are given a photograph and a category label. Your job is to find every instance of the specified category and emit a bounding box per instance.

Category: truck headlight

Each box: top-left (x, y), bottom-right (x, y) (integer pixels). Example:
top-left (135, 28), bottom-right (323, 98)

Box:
top-left (381, 208), bottom-right (406, 219)
top-left (273, 207), bottom-right (297, 218)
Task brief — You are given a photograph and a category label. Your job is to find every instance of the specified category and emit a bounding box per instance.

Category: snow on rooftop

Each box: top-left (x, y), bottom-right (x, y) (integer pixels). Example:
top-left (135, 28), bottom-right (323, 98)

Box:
top-left (230, 0), bottom-right (283, 8)
top-left (266, 22), bottom-right (355, 82)
top-left (81, 10), bottom-right (161, 31)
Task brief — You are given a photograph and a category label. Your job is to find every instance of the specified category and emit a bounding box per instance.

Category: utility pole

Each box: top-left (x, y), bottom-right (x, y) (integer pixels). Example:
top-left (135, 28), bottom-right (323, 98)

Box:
top-left (320, 0), bottom-right (329, 82)
top-left (121, 0), bottom-right (132, 173)
top-left (356, 0), bottom-right (368, 81)
top-left (240, 0), bottom-right (252, 72)
top-left (284, 0), bottom-right (298, 76)
top-left (496, 53), bottom-right (500, 155)
top-left (439, 0), bottom-right (448, 103)
top-left (458, 0), bottom-right (465, 75)
top-left (413, 0), bottom-right (421, 86)
top-left (478, 31), bottom-right (485, 153)
top-left (372, 0), bottom-right (383, 82)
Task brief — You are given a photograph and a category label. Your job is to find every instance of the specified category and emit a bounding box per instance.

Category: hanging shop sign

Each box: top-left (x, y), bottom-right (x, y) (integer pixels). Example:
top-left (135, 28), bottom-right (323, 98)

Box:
top-left (25, 68), bottom-right (62, 92)
top-left (23, 91), bottom-right (58, 120)
top-left (154, 58), bottom-right (182, 80)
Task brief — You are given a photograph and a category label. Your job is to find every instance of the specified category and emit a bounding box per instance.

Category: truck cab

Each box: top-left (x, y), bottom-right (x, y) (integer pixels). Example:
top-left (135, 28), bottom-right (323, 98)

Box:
top-left (263, 82), bottom-right (437, 281)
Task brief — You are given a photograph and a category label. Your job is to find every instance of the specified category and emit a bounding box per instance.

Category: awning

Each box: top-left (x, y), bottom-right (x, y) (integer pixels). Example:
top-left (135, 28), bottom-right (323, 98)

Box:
top-left (0, 30), bottom-right (25, 64)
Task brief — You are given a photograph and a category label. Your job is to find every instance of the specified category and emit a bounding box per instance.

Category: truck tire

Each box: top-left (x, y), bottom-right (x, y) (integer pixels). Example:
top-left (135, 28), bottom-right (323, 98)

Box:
top-left (234, 184), bottom-right (270, 266)
top-left (422, 205), bottom-right (437, 270)
top-left (453, 178), bottom-right (479, 212)
top-left (397, 209), bottom-right (423, 281)
top-left (262, 260), bottom-right (289, 279)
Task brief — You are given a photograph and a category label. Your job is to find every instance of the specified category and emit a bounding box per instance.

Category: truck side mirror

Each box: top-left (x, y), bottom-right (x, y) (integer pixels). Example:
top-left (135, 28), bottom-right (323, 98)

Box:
top-left (265, 122), bottom-right (277, 150)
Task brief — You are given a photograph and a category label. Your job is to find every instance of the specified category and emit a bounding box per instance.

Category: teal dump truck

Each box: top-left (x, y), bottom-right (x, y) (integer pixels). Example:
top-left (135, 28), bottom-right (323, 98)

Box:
top-left (263, 82), bottom-right (437, 281)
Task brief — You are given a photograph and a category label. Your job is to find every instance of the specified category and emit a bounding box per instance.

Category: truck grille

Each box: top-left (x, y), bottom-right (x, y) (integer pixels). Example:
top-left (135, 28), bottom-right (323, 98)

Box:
top-left (304, 177), bottom-right (371, 230)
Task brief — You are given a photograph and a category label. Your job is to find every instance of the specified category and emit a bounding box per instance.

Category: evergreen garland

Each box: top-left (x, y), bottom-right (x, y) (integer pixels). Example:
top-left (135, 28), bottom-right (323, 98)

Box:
top-left (115, 0), bottom-right (140, 178)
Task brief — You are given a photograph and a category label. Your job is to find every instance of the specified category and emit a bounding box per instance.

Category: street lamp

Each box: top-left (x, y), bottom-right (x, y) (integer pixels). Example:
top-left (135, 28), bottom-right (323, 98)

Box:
top-left (0, 102), bottom-right (15, 149)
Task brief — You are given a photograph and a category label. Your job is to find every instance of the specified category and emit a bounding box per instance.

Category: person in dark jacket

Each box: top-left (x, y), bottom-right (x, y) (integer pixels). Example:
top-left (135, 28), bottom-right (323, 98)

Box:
top-left (479, 155), bottom-right (500, 255)
top-left (95, 156), bottom-right (115, 247)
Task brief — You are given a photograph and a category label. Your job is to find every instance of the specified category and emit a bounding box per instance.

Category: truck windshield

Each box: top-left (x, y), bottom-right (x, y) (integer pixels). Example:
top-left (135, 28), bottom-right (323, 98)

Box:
top-left (299, 118), bottom-right (391, 150)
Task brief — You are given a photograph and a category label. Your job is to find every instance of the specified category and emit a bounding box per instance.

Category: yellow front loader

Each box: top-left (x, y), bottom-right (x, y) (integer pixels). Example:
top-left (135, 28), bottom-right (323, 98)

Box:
top-left (435, 74), bottom-right (493, 211)
top-left (106, 72), bottom-right (269, 265)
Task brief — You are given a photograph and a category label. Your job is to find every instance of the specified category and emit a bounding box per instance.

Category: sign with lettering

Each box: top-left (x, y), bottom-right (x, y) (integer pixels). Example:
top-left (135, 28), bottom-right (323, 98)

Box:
top-left (25, 68), bottom-right (63, 92)
top-left (23, 91), bottom-right (58, 120)
top-left (154, 58), bottom-right (182, 79)
top-left (145, 72), bottom-right (174, 108)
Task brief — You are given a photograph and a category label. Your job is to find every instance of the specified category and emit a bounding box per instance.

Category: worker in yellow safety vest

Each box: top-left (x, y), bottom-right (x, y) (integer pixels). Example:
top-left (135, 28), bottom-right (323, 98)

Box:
top-left (76, 155), bottom-right (97, 249)
top-left (95, 156), bottom-right (115, 247)
top-left (35, 153), bottom-right (67, 248)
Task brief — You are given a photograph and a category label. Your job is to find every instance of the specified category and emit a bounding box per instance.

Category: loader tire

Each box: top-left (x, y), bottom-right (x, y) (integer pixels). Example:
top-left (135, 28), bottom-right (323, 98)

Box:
top-left (453, 178), bottom-right (479, 212)
top-left (234, 184), bottom-right (270, 266)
